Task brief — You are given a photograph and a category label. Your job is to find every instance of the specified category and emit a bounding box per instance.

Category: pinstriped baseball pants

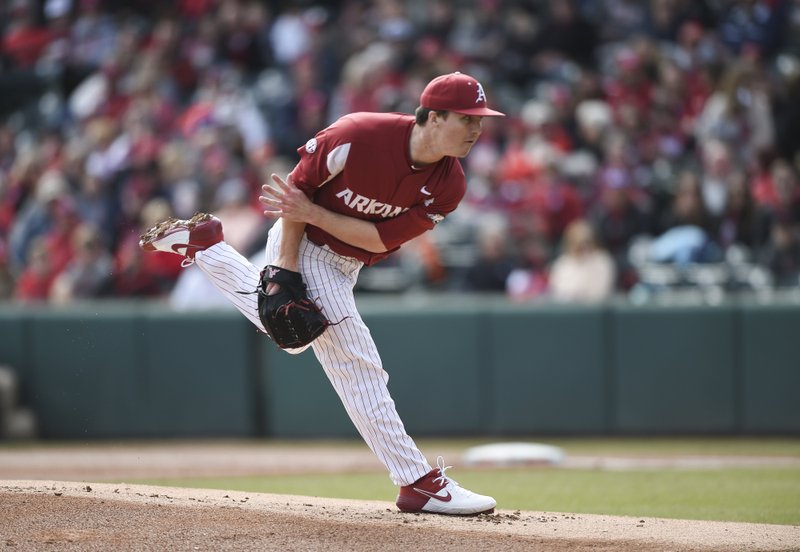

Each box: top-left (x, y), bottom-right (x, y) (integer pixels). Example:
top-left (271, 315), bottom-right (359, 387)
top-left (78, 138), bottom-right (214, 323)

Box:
top-left (194, 220), bottom-right (432, 486)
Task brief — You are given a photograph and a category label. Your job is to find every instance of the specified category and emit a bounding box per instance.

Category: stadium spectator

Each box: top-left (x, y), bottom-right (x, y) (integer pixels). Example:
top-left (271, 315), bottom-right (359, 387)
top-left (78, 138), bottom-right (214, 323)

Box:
top-left (461, 223), bottom-right (516, 292)
top-left (2, 0), bottom-right (57, 70)
top-left (758, 216), bottom-right (800, 288)
top-left (549, 218), bottom-right (616, 303)
top-left (658, 169), bottom-right (714, 235)
top-left (49, 221), bottom-right (112, 303)
top-left (7, 169), bottom-right (70, 273)
top-left (13, 236), bottom-right (56, 302)
top-left (533, 0), bottom-right (599, 69)
top-left (650, 168), bottom-right (722, 265)
top-left (753, 159), bottom-right (800, 248)
top-left (694, 64), bottom-right (775, 168)
top-left (588, 174), bottom-right (652, 289)
top-left (0, 242), bottom-right (12, 300)
top-left (211, 176), bottom-right (269, 256)
top-left (505, 234), bottom-right (550, 302)
top-left (714, 169), bottom-right (757, 250)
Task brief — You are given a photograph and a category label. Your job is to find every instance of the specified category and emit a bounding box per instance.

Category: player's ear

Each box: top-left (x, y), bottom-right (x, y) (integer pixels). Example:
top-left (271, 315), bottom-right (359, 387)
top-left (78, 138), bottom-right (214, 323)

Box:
top-left (430, 110), bottom-right (444, 125)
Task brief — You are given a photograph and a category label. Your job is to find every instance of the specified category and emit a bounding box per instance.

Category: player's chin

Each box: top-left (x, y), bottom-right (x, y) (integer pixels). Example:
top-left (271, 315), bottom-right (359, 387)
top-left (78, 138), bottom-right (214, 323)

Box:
top-left (456, 142), bottom-right (476, 157)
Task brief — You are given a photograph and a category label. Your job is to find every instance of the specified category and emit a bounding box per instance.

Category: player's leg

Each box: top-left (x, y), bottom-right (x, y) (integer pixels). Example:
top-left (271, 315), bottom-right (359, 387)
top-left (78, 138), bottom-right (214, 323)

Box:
top-left (265, 220), bottom-right (431, 485)
top-left (138, 213), bottom-right (312, 351)
top-left (308, 282), bottom-right (432, 486)
top-left (306, 267), bottom-right (433, 486)
top-left (292, 236), bottom-right (495, 514)
top-left (193, 242), bottom-right (264, 331)
top-left (137, 211), bottom-right (266, 331)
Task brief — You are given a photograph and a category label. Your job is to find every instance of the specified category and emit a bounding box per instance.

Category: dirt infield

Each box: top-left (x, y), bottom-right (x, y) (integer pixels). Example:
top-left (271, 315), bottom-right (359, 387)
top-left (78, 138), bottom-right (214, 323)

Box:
top-left (1, 442), bottom-right (799, 551)
top-left (3, 481), bottom-right (799, 551)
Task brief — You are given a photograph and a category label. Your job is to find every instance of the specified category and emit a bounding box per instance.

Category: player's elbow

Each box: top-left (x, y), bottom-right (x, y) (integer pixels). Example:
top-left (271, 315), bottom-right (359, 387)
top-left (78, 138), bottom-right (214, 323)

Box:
top-left (363, 239), bottom-right (389, 253)
top-left (360, 227), bottom-right (389, 253)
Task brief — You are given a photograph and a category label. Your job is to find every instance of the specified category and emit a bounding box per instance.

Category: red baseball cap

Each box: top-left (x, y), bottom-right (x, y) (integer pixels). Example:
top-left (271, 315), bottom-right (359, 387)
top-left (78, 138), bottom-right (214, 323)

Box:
top-left (420, 72), bottom-right (505, 117)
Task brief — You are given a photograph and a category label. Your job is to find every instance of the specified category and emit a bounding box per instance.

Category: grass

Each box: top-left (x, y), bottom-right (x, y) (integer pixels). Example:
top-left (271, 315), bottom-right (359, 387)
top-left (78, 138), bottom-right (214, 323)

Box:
top-left (129, 465), bottom-right (800, 526)
top-left (7, 436), bottom-right (797, 525)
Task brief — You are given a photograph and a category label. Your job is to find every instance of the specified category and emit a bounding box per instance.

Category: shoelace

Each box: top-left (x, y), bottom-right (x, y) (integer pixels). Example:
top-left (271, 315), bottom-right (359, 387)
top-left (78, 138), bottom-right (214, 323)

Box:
top-left (432, 456), bottom-right (457, 488)
top-left (180, 257), bottom-right (195, 268)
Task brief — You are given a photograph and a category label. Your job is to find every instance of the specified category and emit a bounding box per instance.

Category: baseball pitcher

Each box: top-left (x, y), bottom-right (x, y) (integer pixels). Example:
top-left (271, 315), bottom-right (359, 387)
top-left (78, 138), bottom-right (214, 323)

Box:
top-left (140, 72), bottom-right (505, 515)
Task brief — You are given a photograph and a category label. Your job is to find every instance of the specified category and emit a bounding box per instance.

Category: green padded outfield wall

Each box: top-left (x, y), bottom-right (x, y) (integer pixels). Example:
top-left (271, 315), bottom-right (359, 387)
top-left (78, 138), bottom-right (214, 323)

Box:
top-left (0, 307), bottom-right (29, 392)
top-left (1, 301), bottom-right (799, 438)
top-left (138, 310), bottom-right (256, 437)
top-left (611, 305), bottom-right (738, 433)
top-left (27, 309), bottom-right (144, 438)
top-left (259, 340), bottom-right (357, 438)
top-left (486, 304), bottom-right (609, 434)
top-left (0, 306), bottom-right (257, 438)
top-left (740, 304), bottom-right (800, 433)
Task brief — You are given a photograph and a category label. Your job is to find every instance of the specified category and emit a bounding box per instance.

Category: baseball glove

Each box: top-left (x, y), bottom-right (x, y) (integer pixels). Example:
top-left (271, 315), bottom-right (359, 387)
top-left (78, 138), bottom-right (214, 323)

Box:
top-left (254, 265), bottom-right (332, 349)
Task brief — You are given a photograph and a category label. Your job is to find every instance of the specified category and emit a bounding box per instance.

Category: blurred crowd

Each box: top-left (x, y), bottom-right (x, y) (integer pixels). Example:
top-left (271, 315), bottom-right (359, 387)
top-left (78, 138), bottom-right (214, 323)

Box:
top-left (1, 0), bottom-right (799, 306)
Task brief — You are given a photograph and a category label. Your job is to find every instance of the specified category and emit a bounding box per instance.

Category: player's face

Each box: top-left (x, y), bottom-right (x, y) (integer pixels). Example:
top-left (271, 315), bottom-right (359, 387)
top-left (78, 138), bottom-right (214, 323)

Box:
top-left (437, 113), bottom-right (484, 157)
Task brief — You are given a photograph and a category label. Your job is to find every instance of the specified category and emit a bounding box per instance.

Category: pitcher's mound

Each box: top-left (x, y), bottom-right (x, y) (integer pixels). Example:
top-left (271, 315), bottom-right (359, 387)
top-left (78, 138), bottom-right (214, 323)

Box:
top-left (2, 481), bottom-right (797, 551)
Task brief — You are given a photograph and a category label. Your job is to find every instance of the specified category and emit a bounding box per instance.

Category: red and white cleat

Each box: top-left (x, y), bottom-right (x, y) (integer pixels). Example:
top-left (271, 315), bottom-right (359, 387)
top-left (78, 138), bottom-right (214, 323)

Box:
top-left (396, 457), bottom-right (496, 515)
top-left (139, 212), bottom-right (223, 266)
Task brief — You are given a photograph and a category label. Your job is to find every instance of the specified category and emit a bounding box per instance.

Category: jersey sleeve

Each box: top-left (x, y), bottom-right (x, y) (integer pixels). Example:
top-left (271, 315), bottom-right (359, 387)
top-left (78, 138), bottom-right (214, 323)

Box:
top-left (375, 171), bottom-right (466, 251)
top-left (289, 117), bottom-right (355, 194)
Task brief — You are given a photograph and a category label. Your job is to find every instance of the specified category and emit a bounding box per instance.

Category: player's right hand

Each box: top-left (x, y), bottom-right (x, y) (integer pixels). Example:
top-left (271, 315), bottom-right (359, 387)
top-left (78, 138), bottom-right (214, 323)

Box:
top-left (260, 174), bottom-right (320, 225)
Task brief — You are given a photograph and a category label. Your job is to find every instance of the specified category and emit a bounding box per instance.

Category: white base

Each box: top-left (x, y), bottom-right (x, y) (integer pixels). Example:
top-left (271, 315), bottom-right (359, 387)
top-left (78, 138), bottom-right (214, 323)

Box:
top-left (462, 442), bottom-right (566, 467)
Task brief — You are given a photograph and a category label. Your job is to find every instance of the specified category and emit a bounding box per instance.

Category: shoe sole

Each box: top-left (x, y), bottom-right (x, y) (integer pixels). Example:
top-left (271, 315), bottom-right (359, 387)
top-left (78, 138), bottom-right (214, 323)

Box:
top-left (396, 493), bottom-right (495, 516)
top-left (398, 507), bottom-right (495, 516)
top-left (139, 212), bottom-right (213, 251)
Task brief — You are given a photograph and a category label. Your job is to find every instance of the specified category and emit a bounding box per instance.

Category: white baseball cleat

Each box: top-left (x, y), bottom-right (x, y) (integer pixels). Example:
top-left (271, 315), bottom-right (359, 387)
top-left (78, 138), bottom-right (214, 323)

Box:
top-left (396, 457), bottom-right (496, 515)
top-left (139, 212), bottom-right (224, 266)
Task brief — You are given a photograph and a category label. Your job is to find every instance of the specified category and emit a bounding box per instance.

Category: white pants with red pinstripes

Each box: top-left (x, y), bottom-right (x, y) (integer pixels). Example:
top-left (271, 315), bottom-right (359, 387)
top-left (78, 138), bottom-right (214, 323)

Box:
top-left (194, 220), bottom-right (432, 486)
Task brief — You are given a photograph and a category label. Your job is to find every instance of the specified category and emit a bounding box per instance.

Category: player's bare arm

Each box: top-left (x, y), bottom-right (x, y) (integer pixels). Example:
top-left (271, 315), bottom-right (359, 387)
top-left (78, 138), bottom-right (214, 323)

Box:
top-left (272, 219), bottom-right (305, 272)
top-left (260, 174), bottom-right (388, 253)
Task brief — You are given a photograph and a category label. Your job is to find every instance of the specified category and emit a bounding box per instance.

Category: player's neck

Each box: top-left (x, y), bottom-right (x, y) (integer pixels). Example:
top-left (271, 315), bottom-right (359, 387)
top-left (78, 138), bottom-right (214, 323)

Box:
top-left (408, 124), bottom-right (444, 168)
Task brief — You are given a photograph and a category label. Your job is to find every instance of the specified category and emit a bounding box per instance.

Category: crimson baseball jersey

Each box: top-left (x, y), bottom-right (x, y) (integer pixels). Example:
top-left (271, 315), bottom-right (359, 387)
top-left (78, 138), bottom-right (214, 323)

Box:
top-left (289, 112), bottom-right (466, 265)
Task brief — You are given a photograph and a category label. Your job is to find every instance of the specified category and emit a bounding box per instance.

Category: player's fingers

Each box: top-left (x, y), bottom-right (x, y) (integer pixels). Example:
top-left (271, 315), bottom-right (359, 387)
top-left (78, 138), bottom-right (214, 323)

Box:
top-left (259, 194), bottom-right (283, 217)
top-left (270, 173), bottom-right (292, 192)
top-left (258, 194), bottom-right (280, 205)
top-left (265, 282), bottom-right (281, 295)
top-left (260, 184), bottom-right (283, 198)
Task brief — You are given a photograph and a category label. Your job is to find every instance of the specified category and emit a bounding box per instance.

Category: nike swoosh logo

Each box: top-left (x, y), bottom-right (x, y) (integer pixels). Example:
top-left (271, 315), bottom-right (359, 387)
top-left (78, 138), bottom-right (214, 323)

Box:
top-left (420, 186), bottom-right (432, 196)
top-left (413, 488), bottom-right (452, 502)
top-left (170, 243), bottom-right (188, 254)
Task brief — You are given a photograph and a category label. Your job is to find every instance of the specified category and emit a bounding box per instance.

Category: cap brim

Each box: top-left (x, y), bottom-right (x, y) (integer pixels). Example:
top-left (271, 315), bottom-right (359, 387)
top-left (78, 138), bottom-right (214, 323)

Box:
top-left (452, 107), bottom-right (506, 117)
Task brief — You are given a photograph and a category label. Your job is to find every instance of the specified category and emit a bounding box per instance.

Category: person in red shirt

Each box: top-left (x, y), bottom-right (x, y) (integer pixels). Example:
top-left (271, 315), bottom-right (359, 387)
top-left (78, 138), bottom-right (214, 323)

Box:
top-left (139, 72), bottom-right (504, 515)
top-left (13, 237), bottom-right (57, 302)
